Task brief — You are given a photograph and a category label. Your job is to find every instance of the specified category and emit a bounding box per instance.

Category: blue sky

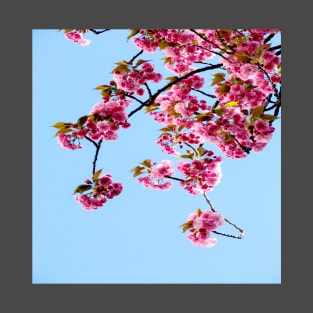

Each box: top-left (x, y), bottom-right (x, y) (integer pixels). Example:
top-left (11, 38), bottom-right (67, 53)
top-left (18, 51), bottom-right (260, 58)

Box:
top-left (32, 29), bottom-right (281, 284)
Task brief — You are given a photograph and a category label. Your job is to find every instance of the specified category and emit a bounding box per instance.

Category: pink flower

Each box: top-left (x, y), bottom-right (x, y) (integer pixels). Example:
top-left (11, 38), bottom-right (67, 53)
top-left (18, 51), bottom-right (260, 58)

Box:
top-left (184, 209), bottom-right (224, 247)
top-left (137, 160), bottom-right (175, 191)
top-left (177, 156), bottom-right (223, 194)
top-left (74, 173), bottom-right (123, 210)
top-left (65, 30), bottom-right (91, 46)
top-left (149, 160), bottom-right (174, 179)
top-left (57, 133), bottom-right (82, 150)
top-left (238, 63), bottom-right (259, 80)
top-left (187, 232), bottom-right (218, 247)
top-left (98, 174), bottom-right (113, 186)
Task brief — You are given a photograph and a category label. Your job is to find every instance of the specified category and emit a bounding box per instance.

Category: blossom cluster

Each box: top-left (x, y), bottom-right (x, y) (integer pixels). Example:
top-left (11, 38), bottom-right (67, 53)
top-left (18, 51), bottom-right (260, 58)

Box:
top-left (87, 99), bottom-right (131, 141)
top-left (130, 29), bottom-right (280, 158)
top-left (114, 62), bottom-right (162, 96)
top-left (64, 29), bottom-right (91, 46)
top-left (136, 160), bottom-right (175, 191)
top-left (177, 154), bottom-right (222, 194)
top-left (55, 29), bottom-right (281, 246)
top-left (181, 209), bottom-right (224, 247)
top-left (55, 98), bottom-right (131, 150)
top-left (74, 173), bottom-right (123, 210)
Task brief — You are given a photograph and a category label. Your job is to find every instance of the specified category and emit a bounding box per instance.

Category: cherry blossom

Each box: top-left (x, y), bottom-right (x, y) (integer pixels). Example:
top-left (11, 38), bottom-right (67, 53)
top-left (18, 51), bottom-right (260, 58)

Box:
top-left (54, 29), bottom-right (281, 247)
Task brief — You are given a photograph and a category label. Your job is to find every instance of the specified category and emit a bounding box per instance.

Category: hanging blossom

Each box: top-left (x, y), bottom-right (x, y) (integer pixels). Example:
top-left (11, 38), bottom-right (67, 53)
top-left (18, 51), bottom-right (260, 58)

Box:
top-left (54, 97), bottom-right (132, 150)
top-left (87, 98), bottom-right (131, 141)
top-left (74, 172), bottom-right (123, 210)
top-left (54, 29), bottom-right (280, 247)
top-left (57, 133), bottom-right (83, 150)
top-left (113, 62), bottom-right (162, 96)
top-left (64, 29), bottom-right (91, 46)
top-left (177, 152), bottom-right (223, 195)
top-left (132, 159), bottom-right (175, 191)
top-left (180, 209), bottom-right (224, 247)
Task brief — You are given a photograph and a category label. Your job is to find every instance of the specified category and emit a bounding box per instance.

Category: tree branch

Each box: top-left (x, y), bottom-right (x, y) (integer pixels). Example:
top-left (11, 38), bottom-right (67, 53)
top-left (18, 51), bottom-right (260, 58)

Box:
top-left (85, 136), bottom-right (103, 177)
top-left (89, 29), bottom-right (111, 35)
top-left (203, 192), bottom-right (245, 239)
top-left (190, 29), bottom-right (234, 57)
top-left (191, 87), bottom-right (216, 98)
top-left (164, 175), bottom-right (184, 182)
top-left (129, 49), bottom-right (144, 64)
top-left (128, 63), bottom-right (223, 118)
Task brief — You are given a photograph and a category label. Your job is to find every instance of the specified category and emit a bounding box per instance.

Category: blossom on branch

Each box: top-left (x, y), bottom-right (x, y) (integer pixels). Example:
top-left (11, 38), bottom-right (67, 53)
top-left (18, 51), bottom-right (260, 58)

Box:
top-left (64, 29), bottom-right (91, 46)
top-left (53, 28), bottom-right (281, 247)
top-left (180, 208), bottom-right (224, 247)
top-left (74, 171), bottom-right (123, 210)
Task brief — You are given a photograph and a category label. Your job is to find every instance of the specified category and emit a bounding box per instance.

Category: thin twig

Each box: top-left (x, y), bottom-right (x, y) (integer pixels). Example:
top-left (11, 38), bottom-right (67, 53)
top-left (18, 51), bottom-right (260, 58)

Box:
top-left (191, 87), bottom-right (216, 98)
top-left (89, 29), bottom-right (111, 35)
top-left (128, 63), bottom-right (223, 118)
top-left (85, 136), bottom-right (103, 177)
top-left (129, 50), bottom-right (144, 64)
top-left (203, 192), bottom-right (245, 239)
top-left (164, 175), bottom-right (184, 182)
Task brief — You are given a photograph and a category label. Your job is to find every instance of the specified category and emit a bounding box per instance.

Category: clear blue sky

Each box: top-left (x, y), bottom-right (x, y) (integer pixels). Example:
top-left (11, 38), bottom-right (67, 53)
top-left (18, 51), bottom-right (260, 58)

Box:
top-left (32, 29), bottom-right (281, 284)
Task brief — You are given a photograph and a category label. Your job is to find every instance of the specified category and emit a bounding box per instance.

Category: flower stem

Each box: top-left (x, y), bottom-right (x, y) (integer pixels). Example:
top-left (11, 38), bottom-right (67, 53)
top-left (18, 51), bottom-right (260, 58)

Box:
top-left (203, 192), bottom-right (245, 239)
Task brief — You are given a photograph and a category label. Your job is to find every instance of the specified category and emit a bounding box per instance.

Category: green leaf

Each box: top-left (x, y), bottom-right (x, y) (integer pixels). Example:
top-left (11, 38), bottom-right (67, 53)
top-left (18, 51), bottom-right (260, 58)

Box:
top-left (111, 64), bottom-right (130, 74)
top-left (159, 125), bottom-right (176, 132)
top-left (94, 85), bottom-right (111, 91)
top-left (251, 105), bottom-right (265, 118)
top-left (213, 107), bottom-right (224, 116)
top-left (196, 146), bottom-right (207, 156)
top-left (127, 29), bottom-right (140, 40)
top-left (177, 154), bottom-right (194, 160)
top-left (145, 104), bottom-right (160, 113)
top-left (51, 122), bottom-right (73, 129)
top-left (165, 76), bottom-right (178, 83)
top-left (54, 127), bottom-right (72, 137)
top-left (93, 169), bottom-right (102, 181)
top-left (195, 112), bottom-right (213, 122)
top-left (73, 184), bottom-right (92, 195)
top-left (130, 166), bottom-right (145, 178)
top-left (88, 113), bottom-right (102, 123)
top-left (135, 59), bottom-right (150, 67)
top-left (260, 114), bottom-right (278, 121)
top-left (235, 51), bottom-right (251, 62)
top-left (162, 56), bottom-right (173, 65)
top-left (224, 101), bottom-right (238, 107)
top-left (196, 208), bottom-right (202, 216)
top-left (77, 115), bottom-right (88, 127)
top-left (177, 124), bottom-right (185, 132)
top-left (211, 73), bottom-right (225, 86)
top-left (179, 220), bottom-right (193, 233)
top-left (216, 83), bottom-right (231, 96)
top-left (140, 159), bottom-right (153, 168)
top-left (115, 61), bottom-right (130, 66)
top-left (159, 41), bottom-right (170, 49)
top-left (133, 170), bottom-right (144, 178)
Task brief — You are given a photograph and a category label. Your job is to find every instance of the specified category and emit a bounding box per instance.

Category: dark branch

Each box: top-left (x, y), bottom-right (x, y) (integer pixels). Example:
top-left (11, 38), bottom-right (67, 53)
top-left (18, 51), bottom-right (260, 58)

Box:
top-left (164, 175), bottom-right (184, 182)
top-left (191, 87), bottom-right (216, 98)
top-left (215, 30), bottom-right (236, 53)
top-left (124, 93), bottom-right (145, 106)
top-left (263, 33), bottom-right (275, 44)
top-left (129, 50), bottom-right (144, 64)
top-left (144, 82), bottom-right (153, 99)
top-left (85, 135), bottom-right (98, 148)
top-left (268, 45), bottom-right (281, 51)
top-left (128, 63), bottom-right (223, 118)
top-left (190, 29), bottom-right (234, 57)
top-left (89, 29), bottom-right (111, 35)
top-left (203, 192), bottom-right (245, 239)
top-left (85, 137), bottom-right (103, 177)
